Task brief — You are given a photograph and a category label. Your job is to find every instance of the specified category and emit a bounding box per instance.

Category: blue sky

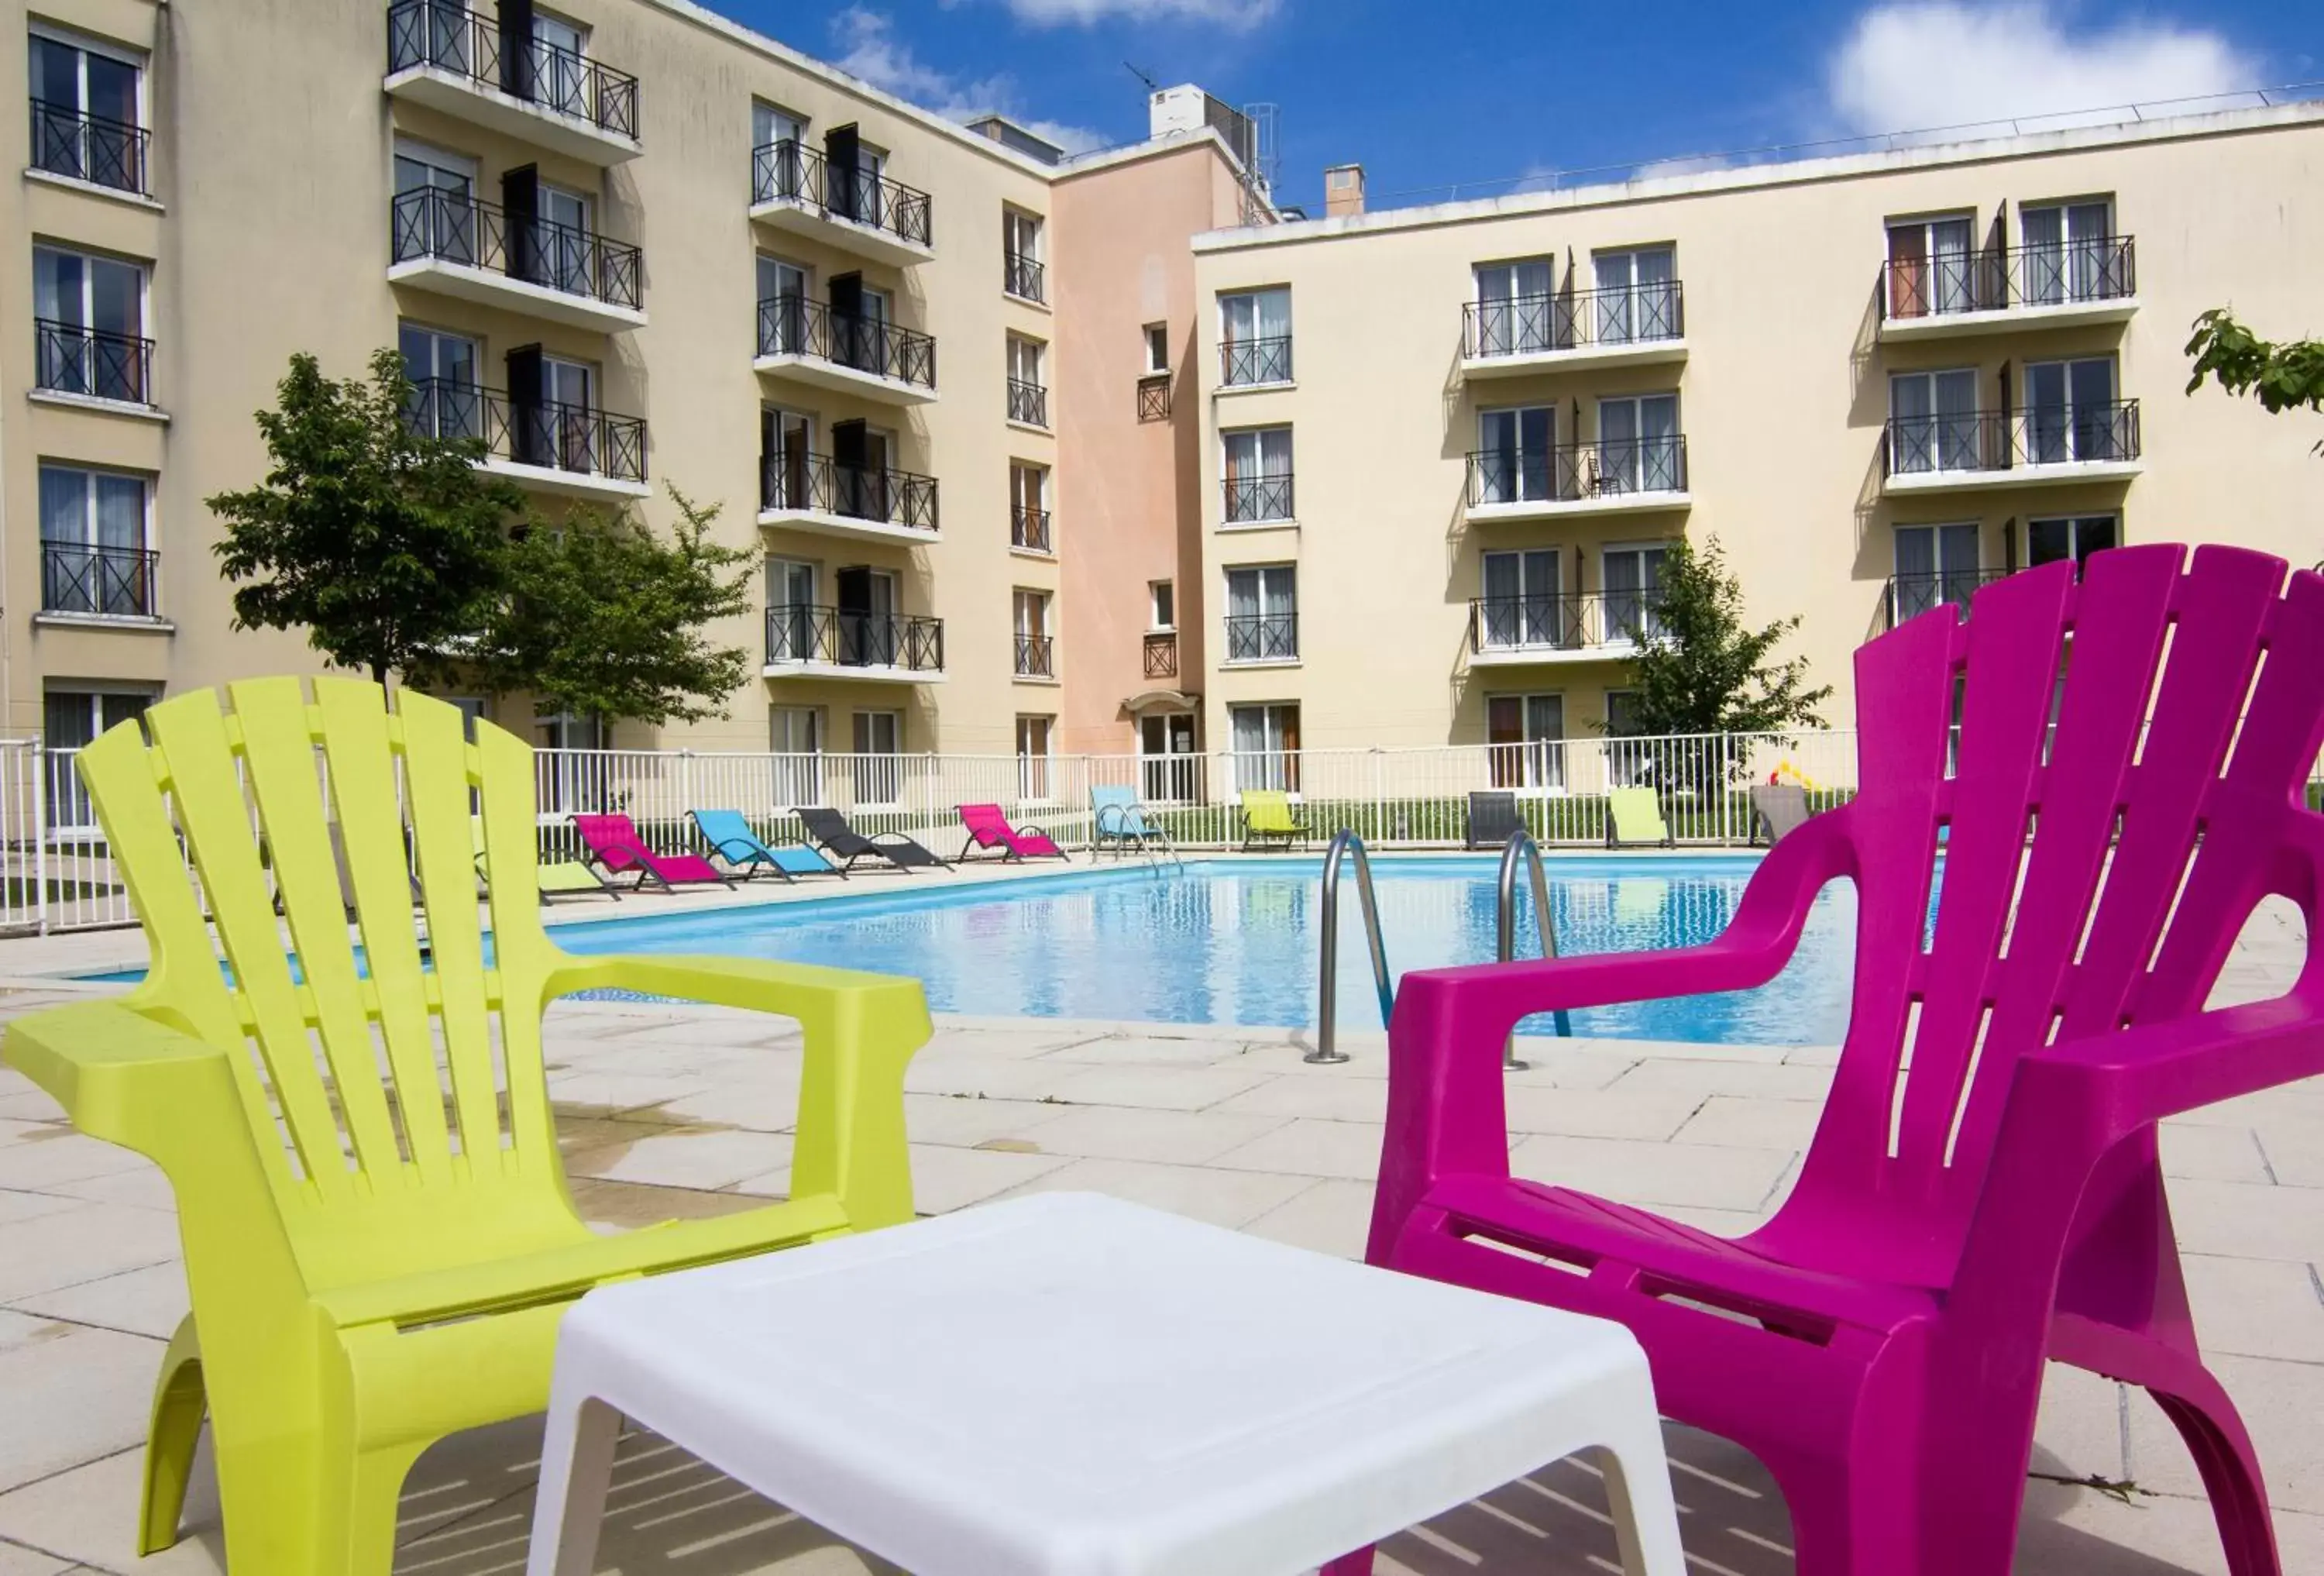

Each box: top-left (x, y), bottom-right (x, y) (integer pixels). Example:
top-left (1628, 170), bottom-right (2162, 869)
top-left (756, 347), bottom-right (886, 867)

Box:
top-left (704, 1), bottom-right (2315, 212)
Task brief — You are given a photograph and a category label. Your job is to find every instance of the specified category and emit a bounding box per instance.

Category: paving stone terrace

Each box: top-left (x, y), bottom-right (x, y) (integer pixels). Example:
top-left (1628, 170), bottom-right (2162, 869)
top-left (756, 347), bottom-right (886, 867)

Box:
top-left (0, 862), bottom-right (2315, 1574)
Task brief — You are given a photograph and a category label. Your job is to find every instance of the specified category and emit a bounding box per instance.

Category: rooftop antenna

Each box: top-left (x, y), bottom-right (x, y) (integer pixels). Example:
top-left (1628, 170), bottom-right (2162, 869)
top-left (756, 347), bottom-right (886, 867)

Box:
top-left (1126, 62), bottom-right (1162, 94)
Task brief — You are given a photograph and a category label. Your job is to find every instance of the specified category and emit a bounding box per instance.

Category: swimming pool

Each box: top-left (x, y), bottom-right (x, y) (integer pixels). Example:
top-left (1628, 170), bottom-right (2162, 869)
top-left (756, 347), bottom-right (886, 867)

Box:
top-left (532, 856), bottom-right (1855, 1046)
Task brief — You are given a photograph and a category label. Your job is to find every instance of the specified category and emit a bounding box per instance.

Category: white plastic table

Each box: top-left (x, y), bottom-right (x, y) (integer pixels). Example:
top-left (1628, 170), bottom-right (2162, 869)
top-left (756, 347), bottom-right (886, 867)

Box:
top-left (524, 1192), bottom-right (1686, 1576)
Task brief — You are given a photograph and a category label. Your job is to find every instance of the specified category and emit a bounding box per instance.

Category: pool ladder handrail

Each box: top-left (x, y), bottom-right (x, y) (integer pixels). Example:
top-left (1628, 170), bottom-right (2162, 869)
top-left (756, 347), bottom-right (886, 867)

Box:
top-left (1497, 831), bottom-right (1576, 1071)
top-left (1312, 829), bottom-right (1392, 1065)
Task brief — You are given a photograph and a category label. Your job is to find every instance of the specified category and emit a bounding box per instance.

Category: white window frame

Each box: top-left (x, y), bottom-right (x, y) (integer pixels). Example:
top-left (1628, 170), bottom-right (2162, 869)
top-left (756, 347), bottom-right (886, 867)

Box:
top-left (754, 101), bottom-right (807, 148)
top-left (31, 243), bottom-right (146, 339)
top-left (1219, 287), bottom-right (1292, 386)
top-left (1221, 425), bottom-right (1294, 524)
top-left (1485, 691), bottom-right (1569, 797)
top-left (1143, 322), bottom-right (1170, 374)
top-left (1227, 702), bottom-right (1300, 795)
top-left (27, 22), bottom-right (146, 126)
top-left (1149, 580), bottom-right (1175, 631)
top-left (1007, 333), bottom-right (1045, 386)
top-left (1600, 542), bottom-right (1674, 645)
top-left (1015, 714), bottom-right (1056, 804)
top-left (2017, 196), bottom-right (2116, 304)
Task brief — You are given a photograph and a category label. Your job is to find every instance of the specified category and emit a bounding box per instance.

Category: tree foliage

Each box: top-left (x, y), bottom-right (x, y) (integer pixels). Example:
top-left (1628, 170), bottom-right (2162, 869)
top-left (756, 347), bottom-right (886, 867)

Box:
top-left (2185, 308), bottom-right (2324, 452)
top-left (208, 349), bottom-right (519, 684)
top-left (1618, 535), bottom-right (1833, 740)
top-left (474, 488), bottom-right (755, 727)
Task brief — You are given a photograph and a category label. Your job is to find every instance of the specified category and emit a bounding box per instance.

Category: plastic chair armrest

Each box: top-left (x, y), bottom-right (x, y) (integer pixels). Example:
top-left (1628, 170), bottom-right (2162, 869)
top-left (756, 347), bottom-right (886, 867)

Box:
top-left (2, 1000), bottom-right (235, 1158)
top-left (545, 954), bottom-right (930, 1227)
top-left (2018, 995), bottom-right (2324, 1149)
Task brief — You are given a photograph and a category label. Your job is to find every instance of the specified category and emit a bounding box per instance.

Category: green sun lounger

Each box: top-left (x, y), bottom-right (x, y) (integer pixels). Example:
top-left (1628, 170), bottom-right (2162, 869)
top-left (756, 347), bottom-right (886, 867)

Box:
top-left (1239, 790), bottom-right (1309, 852)
top-left (1604, 786), bottom-right (1675, 848)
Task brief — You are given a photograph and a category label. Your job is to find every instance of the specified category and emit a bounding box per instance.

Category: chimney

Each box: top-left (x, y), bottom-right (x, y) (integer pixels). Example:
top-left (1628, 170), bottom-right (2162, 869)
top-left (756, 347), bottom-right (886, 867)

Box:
top-left (1324, 163), bottom-right (1365, 218)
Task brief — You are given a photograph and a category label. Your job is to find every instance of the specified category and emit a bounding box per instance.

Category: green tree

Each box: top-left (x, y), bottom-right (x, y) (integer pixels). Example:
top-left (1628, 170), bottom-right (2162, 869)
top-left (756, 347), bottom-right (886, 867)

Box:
top-left (475, 487), bottom-right (755, 727)
top-left (2185, 308), bottom-right (2324, 452)
top-left (208, 349), bottom-right (519, 684)
top-left (1618, 535), bottom-right (1833, 740)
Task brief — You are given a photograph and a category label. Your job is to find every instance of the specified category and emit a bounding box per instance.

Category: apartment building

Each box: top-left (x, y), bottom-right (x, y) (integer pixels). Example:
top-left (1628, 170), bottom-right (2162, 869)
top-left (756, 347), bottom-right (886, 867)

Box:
top-left (1, 0), bottom-right (1250, 795)
top-left (1189, 105), bottom-right (2324, 785)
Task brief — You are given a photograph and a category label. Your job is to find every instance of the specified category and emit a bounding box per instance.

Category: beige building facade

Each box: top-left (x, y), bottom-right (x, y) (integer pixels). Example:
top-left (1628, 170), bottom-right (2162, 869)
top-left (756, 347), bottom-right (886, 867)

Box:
top-left (1189, 105), bottom-right (2324, 777)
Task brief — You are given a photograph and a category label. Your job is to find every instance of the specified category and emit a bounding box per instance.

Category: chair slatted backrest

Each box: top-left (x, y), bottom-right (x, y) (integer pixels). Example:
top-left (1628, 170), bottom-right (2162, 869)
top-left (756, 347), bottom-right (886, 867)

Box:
top-left (77, 678), bottom-right (565, 1286)
top-left (1800, 545), bottom-right (2324, 1280)
top-left (1092, 785), bottom-right (1150, 835)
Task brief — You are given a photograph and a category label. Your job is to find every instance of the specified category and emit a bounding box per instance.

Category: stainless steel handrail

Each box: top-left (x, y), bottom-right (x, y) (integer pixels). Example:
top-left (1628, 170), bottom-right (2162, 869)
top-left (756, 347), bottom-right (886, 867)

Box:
top-left (1314, 829), bottom-right (1392, 1065)
top-left (1497, 831), bottom-right (1574, 1069)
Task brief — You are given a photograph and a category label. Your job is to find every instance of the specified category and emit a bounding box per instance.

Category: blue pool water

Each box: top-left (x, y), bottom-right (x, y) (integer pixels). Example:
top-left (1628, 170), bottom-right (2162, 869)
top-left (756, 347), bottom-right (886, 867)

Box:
top-left (81, 858), bottom-right (1862, 1045)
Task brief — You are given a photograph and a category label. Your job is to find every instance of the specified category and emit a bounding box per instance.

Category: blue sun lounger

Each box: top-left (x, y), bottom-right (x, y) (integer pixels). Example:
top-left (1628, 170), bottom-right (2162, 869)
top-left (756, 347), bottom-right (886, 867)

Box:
top-left (690, 808), bottom-right (840, 881)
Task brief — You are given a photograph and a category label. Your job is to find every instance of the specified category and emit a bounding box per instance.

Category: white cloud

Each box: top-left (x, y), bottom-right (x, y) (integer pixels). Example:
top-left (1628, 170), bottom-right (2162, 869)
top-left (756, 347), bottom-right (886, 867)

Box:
top-left (1828, 3), bottom-right (2259, 136)
top-left (828, 8), bottom-right (1106, 153)
top-left (1000, 0), bottom-right (1281, 28)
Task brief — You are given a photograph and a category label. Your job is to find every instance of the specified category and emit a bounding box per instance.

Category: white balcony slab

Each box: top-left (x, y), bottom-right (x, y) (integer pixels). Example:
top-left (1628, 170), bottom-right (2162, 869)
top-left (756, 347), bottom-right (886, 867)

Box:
top-left (388, 257), bottom-right (645, 332)
top-left (1469, 639), bottom-right (1643, 667)
top-left (756, 507), bottom-right (939, 546)
top-left (1467, 490), bottom-right (1691, 523)
top-left (762, 658), bottom-right (946, 684)
top-left (748, 197), bottom-right (933, 267)
top-left (1882, 459), bottom-right (2143, 497)
top-left (383, 66), bottom-right (641, 166)
top-left (1879, 298), bottom-right (2138, 342)
top-left (752, 352), bottom-right (937, 407)
top-left (1460, 338), bottom-right (1689, 379)
top-left (480, 457), bottom-right (650, 502)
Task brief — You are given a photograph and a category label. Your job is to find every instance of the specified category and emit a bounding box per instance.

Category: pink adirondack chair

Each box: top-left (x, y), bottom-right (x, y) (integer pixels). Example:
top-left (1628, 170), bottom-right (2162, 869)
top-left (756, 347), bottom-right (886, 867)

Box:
top-left (1334, 545), bottom-right (2324, 1576)
top-left (569, 814), bottom-right (732, 892)
top-left (955, 803), bottom-right (1069, 863)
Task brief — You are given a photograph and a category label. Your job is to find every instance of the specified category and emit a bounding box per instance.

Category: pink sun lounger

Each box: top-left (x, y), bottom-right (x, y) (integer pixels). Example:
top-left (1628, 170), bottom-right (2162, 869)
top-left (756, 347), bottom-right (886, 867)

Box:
top-left (955, 803), bottom-right (1069, 863)
top-left (569, 813), bottom-right (732, 893)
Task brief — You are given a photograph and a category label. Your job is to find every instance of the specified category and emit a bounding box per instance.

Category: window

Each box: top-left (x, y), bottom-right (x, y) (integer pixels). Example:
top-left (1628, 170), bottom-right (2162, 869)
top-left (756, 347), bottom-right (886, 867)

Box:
top-left (534, 707), bottom-right (607, 814)
top-left (1149, 580), bottom-right (1175, 631)
top-left (1487, 694), bottom-right (1566, 791)
top-left (751, 102), bottom-right (810, 204)
top-left (2023, 357), bottom-right (2124, 464)
top-left (1008, 335), bottom-right (1048, 426)
top-left (2028, 514), bottom-right (2118, 573)
top-left (1887, 368), bottom-right (1982, 473)
top-left (1219, 287), bottom-right (1291, 385)
top-left (1590, 246), bottom-right (1678, 343)
top-left (1013, 589), bottom-right (1054, 677)
top-left (1225, 565), bottom-right (1297, 662)
top-left (851, 710), bottom-right (903, 804)
top-left (1011, 463), bottom-right (1050, 552)
top-left (1886, 213), bottom-right (1978, 317)
top-left (1478, 549), bottom-right (1564, 649)
top-left (2020, 198), bottom-right (2118, 304)
top-left (1891, 523), bottom-right (1982, 623)
top-left (1144, 322), bottom-right (1171, 374)
top-left (38, 463), bottom-right (150, 618)
top-left (32, 245), bottom-right (146, 404)
top-left (44, 688), bottom-right (152, 830)
top-left (391, 141), bottom-right (479, 268)
top-left (1471, 257), bottom-right (1553, 356)
top-left (535, 179), bottom-right (597, 296)
top-left (399, 322), bottom-right (480, 441)
top-left (1593, 395), bottom-right (1683, 493)
top-left (1016, 715), bottom-right (1054, 800)
top-left (1229, 703), bottom-right (1301, 793)
top-left (1602, 545), bottom-right (1670, 642)
top-left (529, 9), bottom-right (591, 121)
top-left (770, 705), bottom-right (823, 807)
top-left (1475, 406), bottom-right (1554, 504)
top-left (1140, 712), bottom-right (1200, 803)
top-left (29, 27), bottom-right (143, 192)
top-left (513, 353), bottom-right (600, 474)
top-left (834, 566), bottom-right (901, 667)
top-left (1604, 690), bottom-right (1652, 786)
top-left (1222, 426), bottom-right (1293, 522)
top-left (1003, 208), bottom-right (1045, 303)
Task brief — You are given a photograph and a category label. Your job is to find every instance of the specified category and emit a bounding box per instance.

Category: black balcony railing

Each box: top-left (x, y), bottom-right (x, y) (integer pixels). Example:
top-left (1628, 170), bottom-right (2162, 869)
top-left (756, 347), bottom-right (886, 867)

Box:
top-left (751, 138), bottom-right (933, 250)
top-left (1465, 435), bottom-right (1689, 507)
top-left (387, 2), bottom-right (639, 139)
top-left (1461, 282), bottom-right (1686, 359)
top-left (1007, 378), bottom-right (1049, 427)
top-left (756, 295), bottom-right (937, 391)
top-left (1880, 568), bottom-right (2013, 631)
top-left (1223, 474), bottom-right (1294, 524)
top-left (1469, 592), bottom-right (1661, 655)
top-left (41, 542), bottom-right (158, 618)
top-left (1015, 633), bottom-right (1054, 678)
top-left (1137, 373), bottom-right (1172, 422)
top-left (765, 604), bottom-right (944, 672)
top-left (1882, 401), bottom-right (2141, 477)
top-left (1881, 236), bottom-right (2137, 320)
top-left (1143, 631), bottom-right (1179, 680)
top-left (1224, 612), bottom-right (1298, 662)
top-left (406, 379), bottom-right (647, 483)
top-left (34, 320), bottom-right (153, 405)
top-left (1005, 252), bottom-right (1046, 303)
top-left (29, 102), bottom-right (149, 194)
top-left (760, 451), bottom-right (938, 532)
top-left (390, 188), bottom-right (643, 310)
top-left (1221, 335), bottom-right (1293, 387)
top-left (1012, 506), bottom-right (1052, 553)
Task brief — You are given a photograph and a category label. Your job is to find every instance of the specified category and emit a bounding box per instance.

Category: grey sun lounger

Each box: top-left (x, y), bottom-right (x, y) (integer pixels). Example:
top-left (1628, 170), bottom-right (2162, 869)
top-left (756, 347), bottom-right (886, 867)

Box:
top-left (1465, 791), bottom-right (1525, 850)
top-left (794, 806), bottom-right (953, 874)
top-left (1749, 783), bottom-right (1814, 845)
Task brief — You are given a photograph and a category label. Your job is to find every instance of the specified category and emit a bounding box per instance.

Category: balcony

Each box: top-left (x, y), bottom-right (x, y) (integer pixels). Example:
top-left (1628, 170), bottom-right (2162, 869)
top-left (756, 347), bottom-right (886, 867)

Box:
top-left (1222, 475), bottom-right (1294, 527)
top-left (1008, 379), bottom-right (1049, 429)
top-left (749, 139), bottom-right (933, 267)
top-left (764, 604), bottom-right (946, 683)
top-left (1459, 284), bottom-right (1687, 378)
top-left (1005, 252), bottom-right (1046, 305)
top-left (755, 296), bottom-right (937, 405)
top-left (1879, 568), bottom-right (2013, 632)
top-left (1219, 335), bottom-right (1293, 390)
top-left (1879, 238), bottom-right (2137, 340)
top-left (758, 452), bottom-right (938, 545)
top-left (1881, 402), bottom-right (2143, 495)
top-left (407, 379), bottom-right (648, 501)
top-left (1015, 633), bottom-right (1054, 679)
top-left (1143, 631), bottom-right (1179, 680)
top-left (1012, 506), bottom-right (1052, 555)
top-left (39, 542), bottom-right (160, 623)
top-left (28, 102), bottom-right (150, 196)
top-left (1223, 613), bottom-right (1298, 665)
top-left (1465, 436), bottom-right (1690, 521)
top-left (384, 2), bottom-right (639, 164)
top-left (388, 189), bottom-right (645, 332)
top-left (1467, 593), bottom-right (1655, 666)
top-left (33, 320), bottom-right (155, 410)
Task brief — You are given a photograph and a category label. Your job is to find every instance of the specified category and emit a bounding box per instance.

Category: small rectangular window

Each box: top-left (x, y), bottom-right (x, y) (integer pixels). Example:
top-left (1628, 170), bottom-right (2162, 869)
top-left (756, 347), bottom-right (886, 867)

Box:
top-left (1144, 323), bottom-right (1170, 373)
top-left (1016, 714), bottom-right (1054, 800)
top-left (1150, 580), bottom-right (1175, 631)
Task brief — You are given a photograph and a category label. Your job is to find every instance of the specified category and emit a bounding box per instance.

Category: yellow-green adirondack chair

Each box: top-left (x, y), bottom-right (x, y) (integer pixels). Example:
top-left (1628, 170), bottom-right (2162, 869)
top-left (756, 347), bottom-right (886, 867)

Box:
top-left (0, 679), bottom-right (930, 1575)
top-left (1237, 789), bottom-right (1309, 852)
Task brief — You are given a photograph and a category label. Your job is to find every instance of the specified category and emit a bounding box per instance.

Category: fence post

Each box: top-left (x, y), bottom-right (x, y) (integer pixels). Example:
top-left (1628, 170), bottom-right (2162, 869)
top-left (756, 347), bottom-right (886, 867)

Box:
top-left (33, 744), bottom-right (50, 937)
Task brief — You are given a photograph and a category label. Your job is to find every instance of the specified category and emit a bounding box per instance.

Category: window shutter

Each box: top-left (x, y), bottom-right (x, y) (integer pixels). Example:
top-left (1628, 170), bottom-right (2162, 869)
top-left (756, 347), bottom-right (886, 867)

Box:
top-left (505, 345), bottom-right (544, 464)
top-left (823, 124), bottom-right (861, 219)
top-left (500, 165), bottom-right (540, 284)
top-left (497, 0), bottom-right (538, 98)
